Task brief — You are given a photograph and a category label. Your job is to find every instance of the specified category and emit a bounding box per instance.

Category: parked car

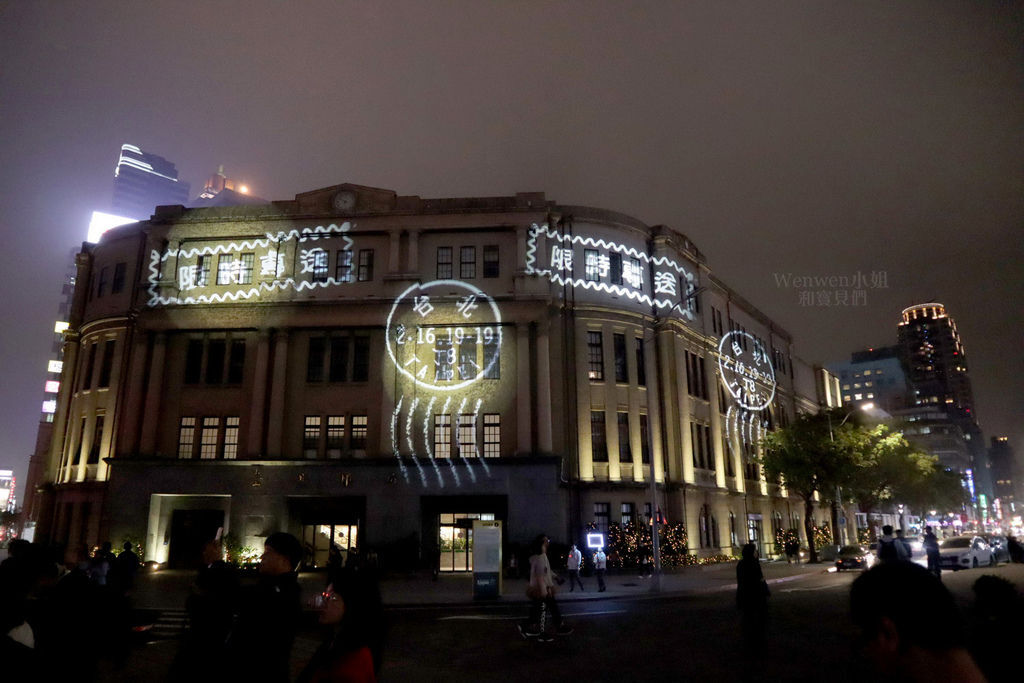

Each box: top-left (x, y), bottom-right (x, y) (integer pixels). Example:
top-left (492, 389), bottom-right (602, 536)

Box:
top-left (980, 534), bottom-right (1010, 564)
top-left (938, 535), bottom-right (995, 570)
top-left (835, 545), bottom-right (874, 571)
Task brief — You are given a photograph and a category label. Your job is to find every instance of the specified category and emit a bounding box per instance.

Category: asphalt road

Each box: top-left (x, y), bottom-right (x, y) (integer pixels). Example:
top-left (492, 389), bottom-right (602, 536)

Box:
top-left (106, 562), bottom-right (1024, 682)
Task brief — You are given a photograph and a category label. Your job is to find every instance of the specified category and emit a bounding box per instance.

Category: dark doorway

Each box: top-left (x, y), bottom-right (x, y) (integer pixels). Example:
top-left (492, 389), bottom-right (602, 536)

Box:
top-left (168, 509), bottom-right (224, 569)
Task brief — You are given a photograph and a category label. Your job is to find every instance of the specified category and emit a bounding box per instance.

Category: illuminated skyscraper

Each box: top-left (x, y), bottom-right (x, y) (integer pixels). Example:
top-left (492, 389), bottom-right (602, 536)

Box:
top-left (112, 144), bottom-right (190, 220)
top-left (897, 303), bottom-right (974, 419)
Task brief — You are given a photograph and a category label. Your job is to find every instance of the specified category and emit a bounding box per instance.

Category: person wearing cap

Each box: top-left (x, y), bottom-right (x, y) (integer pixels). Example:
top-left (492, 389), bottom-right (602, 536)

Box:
top-left (228, 532), bottom-right (304, 682)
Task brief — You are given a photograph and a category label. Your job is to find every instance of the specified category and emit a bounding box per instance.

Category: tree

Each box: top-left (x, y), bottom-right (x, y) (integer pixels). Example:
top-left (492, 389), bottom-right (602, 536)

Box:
top-left (759, 410), bottom-right (860, 563)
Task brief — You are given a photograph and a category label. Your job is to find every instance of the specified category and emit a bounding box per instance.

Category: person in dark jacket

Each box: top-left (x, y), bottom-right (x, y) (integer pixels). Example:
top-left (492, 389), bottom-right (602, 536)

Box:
top-left (736, 542), bottom-right (769, 655)
top-left (228, 532), bottom-right (304, 683)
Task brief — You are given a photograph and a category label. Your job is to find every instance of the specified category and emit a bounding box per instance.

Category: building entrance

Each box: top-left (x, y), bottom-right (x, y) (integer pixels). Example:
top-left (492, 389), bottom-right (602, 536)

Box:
top-left (439, 512), bottom-right (494, 572)
top-left (168, 509), bottom-right (224, 569)
top-left (301, 523), bottom-right (358, 568)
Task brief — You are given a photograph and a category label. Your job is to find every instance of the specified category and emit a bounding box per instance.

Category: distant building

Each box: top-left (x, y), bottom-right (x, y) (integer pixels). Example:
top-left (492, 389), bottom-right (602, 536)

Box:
top-left (112, 144), bottom-right (190, 220)
top-left (989, 436), bottom-right (1021, 519)
top-left (0, 470), bottom-right (14, 513)
top-left (828, 345), bottom-right (911, 413)
top-left (191, 165), bottom-right (268, 208)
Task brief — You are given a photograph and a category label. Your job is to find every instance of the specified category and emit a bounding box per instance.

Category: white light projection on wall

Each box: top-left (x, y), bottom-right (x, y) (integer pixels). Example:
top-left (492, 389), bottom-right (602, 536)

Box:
top-left (385, 280), bottom-right (503, 487)
top-left (717, 331), bottom-right (777, 462)
top-left (145, 222), bottom-right (355, 307)
top-left (524, 223), bottom-right (698, 320)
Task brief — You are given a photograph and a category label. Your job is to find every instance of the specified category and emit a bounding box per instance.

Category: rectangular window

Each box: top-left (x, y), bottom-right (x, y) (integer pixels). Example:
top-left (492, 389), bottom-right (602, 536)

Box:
top-left (239, 253), bottom-right (254, 284)
top-left (303, 416), bottom-right (322, 458)
top-left (184, 340), bottom-right (203, 385)
top-left (483, 245), bottom-right (499, 278)
top-left (435, 338), bottom-right (453, 381)
top-left (685, 351), bottom-right (708, 399)
top-left (635, 338), bottom-right (646, 386)
top-left (196, 255), bottom-right (211, 287)
top-left (205, 339), bottom-right (225, 384)
top-left (692, 423), bottom-right (713, 470)
top-left (483, 332), bottom-right (499, 379)
top-left (483, 414), bottom-right (500, 457)
top-left (591, 411), bottom-right (608, 462)
top-left (223, 417), bottom-right (240, 460)
top-left (584, 248), bottom-right (601, 281)
top-left (98, 339), bottom-right (115, 388)
top-left (617, 412), bottom-right (631, 463)
top-left (434, 414), bottom-right (451, 458)
top-left (307, 337), bottom-right (326, 383)
top-left (352, 336), bottom-right (369, 381)
top-left (112, 262), bottom-right (126, 293)
top-left (459, 335), bottom-right (477, 380)
top-left (594, 502), bottom-right (610, 536)
top-left (357, 249), bottom-right (374, 281)
top-left (329, 337), bottom-right (349, 382)
top-left (587, 331), bottom-right (604, 381)
top-left (628, 257), bottom-right (643, 290)
top-left (640, 414), bottom-right (650, 464)
top-left (217, 254), bottom-right (235, 285)
top-left (724, 434), bottom-right (735, 477)
top-left (311, 250), bottom-right (329, 283)
top-left (609, 253), bottom-right (623, 285)
top-left (460, 246), bottom-right (476, 279)
top-left (199, 417), bottom-right (219, 460)
top-left (227, 340), bottom-right (245, 384)
top-left (326, 416), bottom-right (345, 457)
top-left (613, 333), bottom-right (628, 382)
top-left (88, 415), bottom-right (104, 464)
top-left (457, 414), bottom-right (476, 457)
top-left (350, 415), bottom-right (368, 450)
top-left (177, 417), bottom-right (196, 459)
top-left (621, 502), bottom-right (635, 527)
top-left (83, 343), bottom-right (98, 390)
top-left (97, 266), bottom-right (110, 298)
top-left (335, 250), bottom-right (353, 282)
top-left (436, 247), bottom-right (453, 279)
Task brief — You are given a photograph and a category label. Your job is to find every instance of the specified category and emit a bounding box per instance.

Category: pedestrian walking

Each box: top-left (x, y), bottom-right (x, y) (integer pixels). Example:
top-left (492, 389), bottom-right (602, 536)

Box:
top-left (923, 527), bottom-right (941, 578)
top-left (877, 525), bottom-right (908, 563)
top-left (593, 547), bottom-right (607, 592)
top-left (518, 534), bottom-right (572, 640)
top-left (784, 535), bottom-right (800, 564)
top-left (1006, 534), bottom-right (1024, 563)
top-left (566, 544), bottom-right (585, 592)
top-left (228, 532), bottom-right (304, 683)
top-left (735, 543), bottom-right (769, 656)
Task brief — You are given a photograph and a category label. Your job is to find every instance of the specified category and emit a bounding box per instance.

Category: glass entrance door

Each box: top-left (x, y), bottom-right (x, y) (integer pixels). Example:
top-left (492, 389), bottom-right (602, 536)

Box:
top-left (438, 512), bottom-right (494, 572)
top-left (302, 523), bottom-right (358, 568)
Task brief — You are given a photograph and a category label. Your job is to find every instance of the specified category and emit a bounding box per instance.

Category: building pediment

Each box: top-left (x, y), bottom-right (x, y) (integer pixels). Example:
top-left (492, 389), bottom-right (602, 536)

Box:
top-left (294, 183), bottom-right (399, 215)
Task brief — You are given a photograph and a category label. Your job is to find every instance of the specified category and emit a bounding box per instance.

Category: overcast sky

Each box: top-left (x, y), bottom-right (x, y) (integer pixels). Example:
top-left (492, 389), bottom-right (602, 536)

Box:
top-left (1, 1), bottom-right (1021, 493)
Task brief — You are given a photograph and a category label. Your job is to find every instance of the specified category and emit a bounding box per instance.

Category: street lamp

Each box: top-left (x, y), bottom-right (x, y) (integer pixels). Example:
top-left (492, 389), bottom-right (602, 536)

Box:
top-left (827, 403), bottom-right (873, 546)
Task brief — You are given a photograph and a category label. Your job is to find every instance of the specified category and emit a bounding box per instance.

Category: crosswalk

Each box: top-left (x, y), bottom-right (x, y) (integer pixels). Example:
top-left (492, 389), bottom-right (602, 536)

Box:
top-left (141, 608), bottom-right (188, 642)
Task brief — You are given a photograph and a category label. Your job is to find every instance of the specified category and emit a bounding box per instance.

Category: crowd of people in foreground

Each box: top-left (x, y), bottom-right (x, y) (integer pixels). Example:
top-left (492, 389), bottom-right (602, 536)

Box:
top-left (1, 533), bottom-right (385, 682)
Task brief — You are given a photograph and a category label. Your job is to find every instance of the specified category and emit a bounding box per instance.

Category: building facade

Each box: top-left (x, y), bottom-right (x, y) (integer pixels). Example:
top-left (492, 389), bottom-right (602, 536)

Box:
top-left (829, 345), bottom-right (911, 414)
top-left (111, 143), bottom-right (191, 221)
top-left (36, 184), bottom-right (832, 569)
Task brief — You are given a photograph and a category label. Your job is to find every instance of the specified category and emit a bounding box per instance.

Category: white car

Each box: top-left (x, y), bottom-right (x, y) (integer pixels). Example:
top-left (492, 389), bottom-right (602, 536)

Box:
top-left (938, 535), bottom-right (995, 570)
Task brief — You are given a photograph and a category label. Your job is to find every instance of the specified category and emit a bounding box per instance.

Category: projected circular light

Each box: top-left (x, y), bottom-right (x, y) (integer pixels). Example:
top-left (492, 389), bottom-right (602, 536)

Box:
top-left (717, 331), bottom-right (776, 411)
top-left (385, 280), bottom-right (503, 392)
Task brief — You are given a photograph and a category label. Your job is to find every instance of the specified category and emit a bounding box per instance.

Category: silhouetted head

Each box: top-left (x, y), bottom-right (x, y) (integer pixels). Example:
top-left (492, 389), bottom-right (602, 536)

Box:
top-left (261, 532), bottom-right (303, 574)
top-left (882, 525), bottom-right (893, 536)
top-left (742, 543), bottom-right (757, 560)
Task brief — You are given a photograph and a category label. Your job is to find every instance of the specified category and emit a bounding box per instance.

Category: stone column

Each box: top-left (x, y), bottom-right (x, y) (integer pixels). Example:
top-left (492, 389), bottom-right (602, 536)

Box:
top-left (407, 230), bottom-right (420, 274)
top-left (265, 330), bottom-right (289, 457)
top-left (139, 333), bottom-right (166, 456)
top-left (655, 326), bottom-right (679, 482)
top-left (516, 323), bottom-right (531, 454)
top-left (536, 317), bottom-right (552, 454)
top-left (643, 332), bottom-right (665, 483)
top-left (707, 354), bottom-right (727, 488)
top-left (575, 320), bottom-right (594, 481)
top-left (247, 330), bottom-right (271, 457)
top-left (119, 331), bottom-right (150, 456)
top-left (675, 337), bottom-right (695, 485)
top-left (388, 230), bottom-right (401, 275)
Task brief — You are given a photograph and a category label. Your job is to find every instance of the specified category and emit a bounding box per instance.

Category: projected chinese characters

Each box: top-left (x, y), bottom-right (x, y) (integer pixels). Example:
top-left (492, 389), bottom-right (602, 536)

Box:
top-left (717, 331), bottom-right (777, 461)
top-left (524, 223), bottom-right (698, 320)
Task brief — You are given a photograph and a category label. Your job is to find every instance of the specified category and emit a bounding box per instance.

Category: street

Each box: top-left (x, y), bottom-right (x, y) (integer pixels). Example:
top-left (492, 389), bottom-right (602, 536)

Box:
top-left (104, 561), bottom-right (1024, 682)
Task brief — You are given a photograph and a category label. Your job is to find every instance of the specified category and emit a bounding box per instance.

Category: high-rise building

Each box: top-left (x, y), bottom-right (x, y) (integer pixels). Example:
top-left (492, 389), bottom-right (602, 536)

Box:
top-left (192, 165), bottom-right (267, 208)
top-left (112, 144), bottom-right (190, 220)
top-left (989, 436), bottom-right (1021, 518)
top-left (0, 470), bottom-right (14, 513)
top-left (828, 345), bottom-right (911, 413)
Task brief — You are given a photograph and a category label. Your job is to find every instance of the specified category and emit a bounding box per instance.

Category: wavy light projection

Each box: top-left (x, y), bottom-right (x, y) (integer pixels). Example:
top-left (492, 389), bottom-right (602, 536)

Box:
top-left (524, 223), bottom-right (697, 320)
top-left (146, 222), bottom-right (355, 307)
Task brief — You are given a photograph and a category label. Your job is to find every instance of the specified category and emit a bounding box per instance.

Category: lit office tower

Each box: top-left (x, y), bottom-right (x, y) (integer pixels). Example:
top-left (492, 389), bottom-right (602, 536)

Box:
top-left (897, 303), bottom-right (975, 420)
top-left (111, 144), bottom-right (190, 220)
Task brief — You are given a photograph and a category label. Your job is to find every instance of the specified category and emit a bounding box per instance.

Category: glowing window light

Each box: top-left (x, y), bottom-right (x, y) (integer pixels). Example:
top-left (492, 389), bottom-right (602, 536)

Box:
top-left (48, 360), bottom-right (63, 373)
top-left (44, 380), bottom-right (60, 393)
top-left (42, 400), bottom-right (56, 414)
top-left (88, 211), bottom-right (137, 244)
top-left (587, 532), bottom-right (605, 549)
top-left (54, 321), bottom-right (69, 334)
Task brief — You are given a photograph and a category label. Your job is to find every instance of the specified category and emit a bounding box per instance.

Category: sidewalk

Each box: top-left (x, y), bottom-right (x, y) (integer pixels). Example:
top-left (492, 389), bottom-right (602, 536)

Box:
top-left (131, 559), bottom-right (825, 610)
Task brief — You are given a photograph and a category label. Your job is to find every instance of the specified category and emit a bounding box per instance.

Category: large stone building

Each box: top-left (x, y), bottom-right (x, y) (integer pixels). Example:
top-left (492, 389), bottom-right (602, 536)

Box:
top-left (33, 184), bottom-right (835, 569)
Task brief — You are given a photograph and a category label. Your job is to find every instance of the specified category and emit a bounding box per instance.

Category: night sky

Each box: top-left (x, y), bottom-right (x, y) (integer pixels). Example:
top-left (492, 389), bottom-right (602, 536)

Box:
top-left (1, 1), bottom-right (1021, 493)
